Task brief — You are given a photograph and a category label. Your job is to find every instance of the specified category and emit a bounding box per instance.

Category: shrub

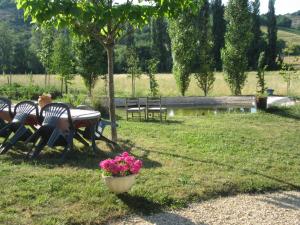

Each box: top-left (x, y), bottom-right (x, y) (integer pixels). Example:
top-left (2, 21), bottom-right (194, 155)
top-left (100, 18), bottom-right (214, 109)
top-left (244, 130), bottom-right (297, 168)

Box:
top-left (0, 83), bottom-right (61, 100)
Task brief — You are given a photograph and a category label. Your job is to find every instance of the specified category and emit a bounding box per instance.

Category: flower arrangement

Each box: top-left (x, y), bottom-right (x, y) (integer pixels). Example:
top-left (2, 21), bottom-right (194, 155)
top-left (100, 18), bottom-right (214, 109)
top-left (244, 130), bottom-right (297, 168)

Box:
top-left (99, 152), bottom-right (143, 177)
top-left (38, 93), bottom-right (52, 108)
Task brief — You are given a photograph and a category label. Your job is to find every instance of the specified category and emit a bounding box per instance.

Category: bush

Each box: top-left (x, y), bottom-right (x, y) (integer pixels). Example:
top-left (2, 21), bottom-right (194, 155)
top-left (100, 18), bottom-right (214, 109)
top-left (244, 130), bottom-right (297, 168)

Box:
top-left (0, 83), bottom-right (61, 100)
top-left (91, 97), bottom-right (110, 119)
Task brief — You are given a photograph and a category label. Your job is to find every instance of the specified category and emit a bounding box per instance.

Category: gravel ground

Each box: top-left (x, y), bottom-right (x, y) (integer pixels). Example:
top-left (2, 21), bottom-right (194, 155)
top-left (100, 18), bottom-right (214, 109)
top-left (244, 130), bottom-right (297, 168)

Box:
top-left (111, 191), bottom-right (300, 225)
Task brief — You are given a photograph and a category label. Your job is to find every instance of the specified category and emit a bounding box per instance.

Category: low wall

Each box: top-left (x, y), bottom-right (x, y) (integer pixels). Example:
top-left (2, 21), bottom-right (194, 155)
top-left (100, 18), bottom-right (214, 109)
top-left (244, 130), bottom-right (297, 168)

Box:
top-left (110, 96), bottom-right (256, 107)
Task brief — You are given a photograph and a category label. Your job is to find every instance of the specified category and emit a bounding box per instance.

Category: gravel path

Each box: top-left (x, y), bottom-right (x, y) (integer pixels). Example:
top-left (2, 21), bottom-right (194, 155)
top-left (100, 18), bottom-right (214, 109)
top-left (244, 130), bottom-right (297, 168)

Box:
top-left (112, 191), bottom-right (300, 225)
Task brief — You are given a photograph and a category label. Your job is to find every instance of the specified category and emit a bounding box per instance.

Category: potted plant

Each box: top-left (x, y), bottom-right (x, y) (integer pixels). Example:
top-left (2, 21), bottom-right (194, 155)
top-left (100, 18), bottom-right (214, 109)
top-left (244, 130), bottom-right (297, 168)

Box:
top-left (99, 152), bottom-right (143, 194)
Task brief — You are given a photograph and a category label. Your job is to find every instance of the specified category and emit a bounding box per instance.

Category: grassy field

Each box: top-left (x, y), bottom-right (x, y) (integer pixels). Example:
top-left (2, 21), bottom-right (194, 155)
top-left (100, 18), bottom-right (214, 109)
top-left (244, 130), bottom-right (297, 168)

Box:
top-left (0, 106), bottom-right (300, 224)
top-left (261, 26), bottom-right (300, 46)
top-left (1, 71), bottom-right (300, 98)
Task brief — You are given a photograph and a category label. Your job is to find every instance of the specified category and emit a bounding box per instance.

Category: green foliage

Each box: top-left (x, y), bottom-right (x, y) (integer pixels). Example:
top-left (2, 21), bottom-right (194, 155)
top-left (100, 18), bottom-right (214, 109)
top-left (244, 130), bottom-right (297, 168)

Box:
top-left (74, 37), bottom-right (107, 96)
top-left (0, 82), bottom-right (61, 100)
top-left (256, 52), bottom-right (267, 94)
top-left (61, 93), bottom-right (86, 107)
top-left (279, 63), bottom-right (298, 95)
top-left (151, 18), bottom-right (172, 73)
top-left (36, 27), bottom-right (55, 74)
top-left (126, 48), bottom-right (142, 97)
top-left (168, 9), bottom-right (198, 96)
top-left (266, 0), bottom-right (278, 70)
top-left (222, 0), bottom-right (253, 95)
top-left (211, 0), bottom-right (226, 71)
top-left (194, 0), bottom-right (215, 96)
top-left (0, 22), bottom-right (14, 73)
top-left (277, 15), bottom-right (292, 28)
top-left (51, 31), bottom-right (74, 94)
top-left (146, 58), bottom-right (159, 97)
top-left (248, 0), bottom-right (264, 70)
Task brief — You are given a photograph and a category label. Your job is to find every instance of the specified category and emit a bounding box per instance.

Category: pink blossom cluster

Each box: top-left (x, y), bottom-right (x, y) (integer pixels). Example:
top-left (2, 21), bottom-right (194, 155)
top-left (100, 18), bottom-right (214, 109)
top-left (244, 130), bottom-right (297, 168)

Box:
top-left (99, 152), bottom-right (143, 177)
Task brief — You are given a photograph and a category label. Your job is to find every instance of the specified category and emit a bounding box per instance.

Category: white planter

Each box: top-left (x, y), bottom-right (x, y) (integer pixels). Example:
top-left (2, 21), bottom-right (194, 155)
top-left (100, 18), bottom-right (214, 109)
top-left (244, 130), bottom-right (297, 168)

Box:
top-left (102, 174), bottom-right (137, 194)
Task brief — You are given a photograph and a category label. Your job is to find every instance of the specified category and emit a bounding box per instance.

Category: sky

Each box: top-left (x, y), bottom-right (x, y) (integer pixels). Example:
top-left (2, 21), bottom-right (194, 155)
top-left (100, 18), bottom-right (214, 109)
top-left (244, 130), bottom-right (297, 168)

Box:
top-left (118, 0), bottom-right (300, 15)
top-left (222, 0), bottom-right (300, 15)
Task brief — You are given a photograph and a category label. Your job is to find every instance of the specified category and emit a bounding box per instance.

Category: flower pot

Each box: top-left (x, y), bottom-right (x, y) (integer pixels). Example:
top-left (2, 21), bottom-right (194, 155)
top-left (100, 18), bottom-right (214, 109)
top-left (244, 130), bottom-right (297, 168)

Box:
top-left (102, 174), bottom-right (137, 194)
top-left (256, 96), bottom-right (268, 110)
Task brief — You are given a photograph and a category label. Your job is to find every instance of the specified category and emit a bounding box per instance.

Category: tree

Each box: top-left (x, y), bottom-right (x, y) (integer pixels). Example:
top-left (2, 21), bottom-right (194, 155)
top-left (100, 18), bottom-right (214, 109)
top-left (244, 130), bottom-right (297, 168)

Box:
top-left (256, 52), bottom-right (267, 94)
top-left (146, 58), bottom-right (159, 97)
top-left (151, 17), bottom-right (172, 73)
top-left (222, 0), bottom-right (252, 95)
top-left (168, 10), bottom-right (197, 96)
top-left (17, 0), bottom-right (199, 142)
top-left (0, 22), bottom-right (14, 74)
top-left (37, 27), bottom-right (56, 86)
top-left (194, 0), bottom-right (215, 96)
top-left (126, 48), bottom-right (142, 97)
top-left (280, 63), bottom-right (298, 95)
top-left (248, 0), bottom-right (263, 70)
top-left (211, 0), bottom-right (226, 71)
top-left (74, 38), bottom-right (107, 96)
top-left (266, 0), bottom-right (277, 70)
top-left (51, 31), bottom-right (74, 94)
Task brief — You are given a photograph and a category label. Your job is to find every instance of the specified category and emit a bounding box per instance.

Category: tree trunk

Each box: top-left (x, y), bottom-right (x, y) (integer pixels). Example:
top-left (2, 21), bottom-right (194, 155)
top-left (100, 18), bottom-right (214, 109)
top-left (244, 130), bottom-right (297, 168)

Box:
top-left (60, 78), bottom-right (64, 95)
top-left (65, 80), bottom-right (68, 94)
top-left (106, 45), bottom-right (118, 142)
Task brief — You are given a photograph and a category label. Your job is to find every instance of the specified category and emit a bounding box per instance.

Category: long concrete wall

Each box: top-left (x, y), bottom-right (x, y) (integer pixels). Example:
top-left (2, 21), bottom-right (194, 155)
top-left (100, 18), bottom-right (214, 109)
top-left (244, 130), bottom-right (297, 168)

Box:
top-left (110, 96), bottom-right (256, 107)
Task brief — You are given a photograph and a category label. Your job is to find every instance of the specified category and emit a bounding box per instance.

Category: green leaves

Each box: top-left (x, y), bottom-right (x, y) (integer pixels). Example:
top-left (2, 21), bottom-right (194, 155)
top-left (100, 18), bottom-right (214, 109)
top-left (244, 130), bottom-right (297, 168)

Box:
top-left (16, 0), bottom-right (199, 45)
top-left (222, 0), bottom-right (252, 95)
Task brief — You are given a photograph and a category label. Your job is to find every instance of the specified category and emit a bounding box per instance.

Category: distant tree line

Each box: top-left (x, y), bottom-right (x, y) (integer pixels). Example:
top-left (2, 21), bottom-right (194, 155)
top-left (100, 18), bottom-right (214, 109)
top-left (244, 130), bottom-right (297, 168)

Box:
top-left (0, 0), bottom-right (288, 97)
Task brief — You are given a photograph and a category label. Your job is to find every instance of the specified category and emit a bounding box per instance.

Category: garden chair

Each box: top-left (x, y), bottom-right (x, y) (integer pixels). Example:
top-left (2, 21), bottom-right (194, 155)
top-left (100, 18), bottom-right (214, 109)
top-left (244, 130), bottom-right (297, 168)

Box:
top-left (146, 96), bottom-right (167, 122)
top-left (0, 101), bottom-right (38, 154)
top-left (26, 103), bottom-right (75, 159)
top-left (76, 105), bottom-right (118, 151)
top-left (0, 97), bottom-right (12, 129)
top-left (125, 98), bottom-right (146, 121)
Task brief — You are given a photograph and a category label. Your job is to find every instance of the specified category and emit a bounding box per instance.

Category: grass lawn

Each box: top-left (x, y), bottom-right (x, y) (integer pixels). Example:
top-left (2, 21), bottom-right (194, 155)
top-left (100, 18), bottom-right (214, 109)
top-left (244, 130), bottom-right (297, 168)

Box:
top-left (1, 71), bottom-right (300, 97)
top-left (0, 106), bottom-right (300, 225)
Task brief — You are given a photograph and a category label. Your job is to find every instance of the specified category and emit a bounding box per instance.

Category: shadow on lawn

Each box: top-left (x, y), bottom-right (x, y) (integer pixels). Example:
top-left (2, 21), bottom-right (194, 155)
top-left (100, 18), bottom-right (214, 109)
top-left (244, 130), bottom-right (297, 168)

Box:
top-left (117, 194), bottom-right (202, 225)
top-left (266, 107), bottom-right (300, 120)
top-left (2, 139), bottom-right (162, 170)
top-left (120, 140), bottom-right (300, 191)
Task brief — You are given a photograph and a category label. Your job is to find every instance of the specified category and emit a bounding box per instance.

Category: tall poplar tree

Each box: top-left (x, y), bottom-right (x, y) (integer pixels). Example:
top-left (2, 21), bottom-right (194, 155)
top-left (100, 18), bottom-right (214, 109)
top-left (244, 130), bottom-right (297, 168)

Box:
top-left (151, 18), bottom-right (172, 73)
top-left (211, 0), bottom-right (226, 71)
top-left (169, 12), bottom-right (195, 96)
top-left (194, 0), bottom-right (215, 96)
top-left (222, 0), bottom-right (252, 95)
top-left (248, 0), bottom-right (263, 70)
top-left (267, 0), bottom-right (277, 70)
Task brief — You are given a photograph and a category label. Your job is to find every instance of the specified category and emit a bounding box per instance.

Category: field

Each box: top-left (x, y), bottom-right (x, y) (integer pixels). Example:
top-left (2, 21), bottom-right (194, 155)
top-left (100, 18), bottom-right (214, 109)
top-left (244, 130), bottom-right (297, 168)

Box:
top-left (261, 26), bottom-right (300, 46)
top-left (1, 71), bottom-right (300, 98)
top-left (0, 106), bottom-right (300, 224)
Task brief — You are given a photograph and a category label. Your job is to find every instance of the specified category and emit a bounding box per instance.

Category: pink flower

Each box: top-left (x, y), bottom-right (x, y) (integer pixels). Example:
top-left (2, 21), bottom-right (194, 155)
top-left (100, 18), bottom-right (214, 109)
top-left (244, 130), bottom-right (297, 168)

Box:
top-left (99, 152), bottom-right (143, 176)
top-left (121, 152), bottom-right (129, 157)
top-left (124, 156), bottom-right (135, 165)
top-left (130, 160), bottom-right (143, 174)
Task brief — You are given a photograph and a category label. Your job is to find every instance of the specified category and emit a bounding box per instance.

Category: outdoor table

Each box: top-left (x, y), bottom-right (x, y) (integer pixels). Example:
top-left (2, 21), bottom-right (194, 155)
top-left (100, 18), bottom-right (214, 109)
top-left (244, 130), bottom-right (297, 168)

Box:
top-left (0, 106), bottom-right (101, 152)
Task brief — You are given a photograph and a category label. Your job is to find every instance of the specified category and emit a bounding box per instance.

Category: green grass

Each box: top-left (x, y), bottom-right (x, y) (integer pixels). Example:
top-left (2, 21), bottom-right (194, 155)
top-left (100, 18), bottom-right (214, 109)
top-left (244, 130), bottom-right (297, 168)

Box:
top-left (1, 71), bottom-right (300, 98)
top-left (0, 106), bottom-right (300, 224)
top-left (261, 26), bottom-right (300, 46)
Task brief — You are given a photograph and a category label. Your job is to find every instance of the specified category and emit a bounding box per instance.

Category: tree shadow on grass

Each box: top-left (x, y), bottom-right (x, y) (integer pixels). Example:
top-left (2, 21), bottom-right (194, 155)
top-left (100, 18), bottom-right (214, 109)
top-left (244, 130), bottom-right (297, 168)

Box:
top-left (2, 139), bottom-right (162, 170)
top-left (119, 139), bottom-right (300, 191)
top-left (116, 194), bottom-right (202, 225)
top-left (266, 106), bottom-right (300, 120)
